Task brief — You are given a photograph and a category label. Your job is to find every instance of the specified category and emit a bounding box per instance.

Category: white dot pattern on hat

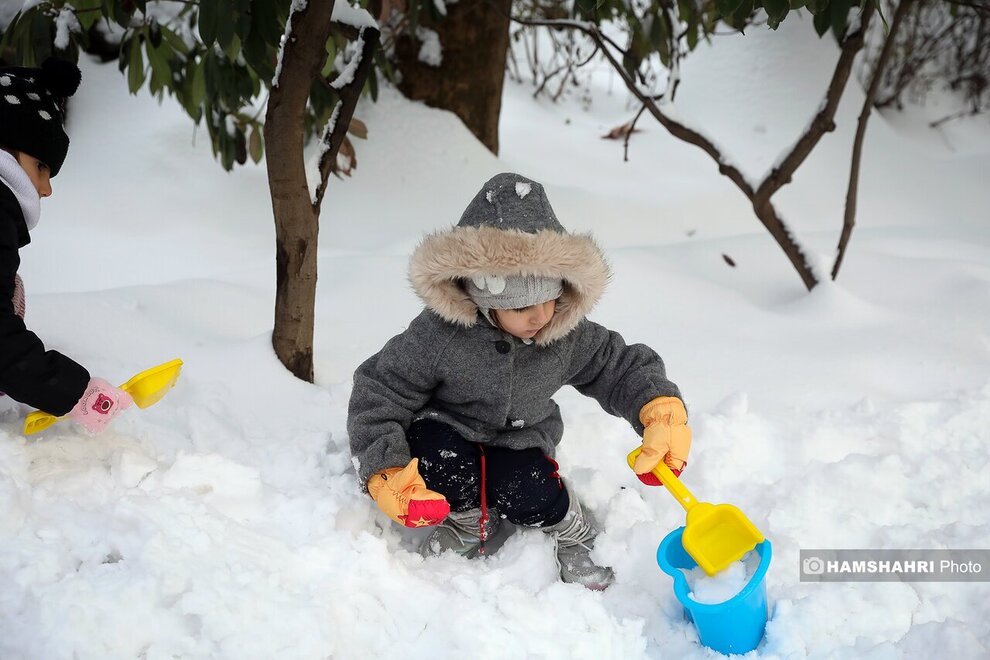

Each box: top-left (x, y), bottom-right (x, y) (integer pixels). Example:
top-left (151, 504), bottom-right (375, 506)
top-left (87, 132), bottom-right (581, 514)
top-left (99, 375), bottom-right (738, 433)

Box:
top-left (5, 95), bottom-right (20, 104)
top-left (27, 92), bottom-right (40, 101)
top-left (38, 110), bottom-right (51, 120)
top-left (0, 76), bottom-right (10, 86)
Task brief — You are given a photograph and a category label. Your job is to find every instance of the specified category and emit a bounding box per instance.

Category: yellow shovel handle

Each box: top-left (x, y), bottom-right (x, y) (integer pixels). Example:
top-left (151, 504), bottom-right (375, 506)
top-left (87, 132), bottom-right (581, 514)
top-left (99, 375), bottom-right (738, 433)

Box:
top-left (627, 447), bottom-right (698, 512)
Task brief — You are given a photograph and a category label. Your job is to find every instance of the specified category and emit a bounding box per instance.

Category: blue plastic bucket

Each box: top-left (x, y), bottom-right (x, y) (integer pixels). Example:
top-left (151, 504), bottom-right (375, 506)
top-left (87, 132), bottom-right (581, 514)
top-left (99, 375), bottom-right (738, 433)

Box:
top-left (657, 526), bottom-right (772, 655)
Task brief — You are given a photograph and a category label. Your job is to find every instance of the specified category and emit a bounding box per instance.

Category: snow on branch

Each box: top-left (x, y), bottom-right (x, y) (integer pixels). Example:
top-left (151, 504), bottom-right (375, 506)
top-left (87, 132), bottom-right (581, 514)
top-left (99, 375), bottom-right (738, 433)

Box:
top-left (273, 0), bottom-right (310, 88)
top-left (312, 24), bottom-right (380, 207)
top-left (331, 1), bottom-right (377, 29)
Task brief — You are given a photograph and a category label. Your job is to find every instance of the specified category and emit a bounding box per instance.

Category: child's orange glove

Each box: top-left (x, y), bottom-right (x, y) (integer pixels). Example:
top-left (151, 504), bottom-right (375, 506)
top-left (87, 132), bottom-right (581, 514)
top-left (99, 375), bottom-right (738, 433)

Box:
top-left (367, 458), bottom-right (450, 528)
top-left (632, 397), bottom-right (692, 487)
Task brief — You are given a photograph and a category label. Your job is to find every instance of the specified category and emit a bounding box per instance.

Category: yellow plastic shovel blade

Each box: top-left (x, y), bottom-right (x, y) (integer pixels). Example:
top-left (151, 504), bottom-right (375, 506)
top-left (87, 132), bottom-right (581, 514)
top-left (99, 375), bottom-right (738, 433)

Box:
top-left (683, 502), bottom-right (765, 576)
top-left (120, 358), bottom-right (183, 409)
top-left (627, 447), bottom-right (765, 576)
top-left (22, 359), bottom-right (183, 436)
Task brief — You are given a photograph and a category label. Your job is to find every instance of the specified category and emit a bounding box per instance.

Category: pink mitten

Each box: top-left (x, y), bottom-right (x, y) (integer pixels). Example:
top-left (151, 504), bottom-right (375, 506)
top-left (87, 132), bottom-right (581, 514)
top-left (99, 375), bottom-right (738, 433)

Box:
top-left (69, 377), bottom-right (133, 435)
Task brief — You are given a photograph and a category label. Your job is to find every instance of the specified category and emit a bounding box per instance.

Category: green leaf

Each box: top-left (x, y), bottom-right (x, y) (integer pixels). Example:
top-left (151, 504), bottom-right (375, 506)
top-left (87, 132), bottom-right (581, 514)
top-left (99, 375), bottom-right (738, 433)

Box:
top-left (805, 0), bottom-right (829, 14)
top-left (76, 0), bottom-right (105, 31)
top-left (217, 4), bottom-right (236, 52)
top-left (249, 125), bottom-right (263, 163)
top-left (191, 58), bottom-right (206, 110)
top-left (128, 35), bottom-right (146, 94)
top-left (29, 10), bottom-right (53, 63)
top-left (789, 0), bottom-right (807, 9)
top-left (367, 66), bottom-right (378, 102)
top-left (686, 24), bottom-right (699, 50)
top-left (764, 0), bottom-right (789, 19)
top-left (224, 34), bottom-right (242, 61)
top-left (716, 0), bottom-right (746, 17)
top-left (233, 0), bottom-right (253, 42)
top-left (730, 0), bottom-right (755, 31)
top-left (0, 12), bottom-right (21, 54)
top-left (146, 39), bottom-right (172, 92)
top-left (199, 0), bottom-right (219, 47)
top-left (764, 0), bottom-right (790, 28)
top-left (161, 25), bottom-right (191, 56)
top-left (813, 5), bottom-right (831, 35)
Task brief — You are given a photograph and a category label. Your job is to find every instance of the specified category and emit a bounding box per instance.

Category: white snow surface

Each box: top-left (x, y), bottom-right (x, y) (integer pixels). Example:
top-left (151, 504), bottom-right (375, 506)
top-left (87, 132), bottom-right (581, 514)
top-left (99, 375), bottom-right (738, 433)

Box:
top-left (1, 17), bottom-right (989, 659)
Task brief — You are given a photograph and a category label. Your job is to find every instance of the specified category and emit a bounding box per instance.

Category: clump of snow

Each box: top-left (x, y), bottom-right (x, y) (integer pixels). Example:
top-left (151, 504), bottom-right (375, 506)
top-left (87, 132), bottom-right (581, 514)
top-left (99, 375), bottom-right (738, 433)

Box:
top-left (416, 27), bottom-right (443, 67)
top-left (485, 189), bottom-right (494, 203)
top-left (515, 181), bottom-right (531, 198)
top-left (330, 1), bottom-right (376, 29)
top-left (683, 551), bottom-right (761, 604)
top-left (53, 7), bottom-right (81, 51)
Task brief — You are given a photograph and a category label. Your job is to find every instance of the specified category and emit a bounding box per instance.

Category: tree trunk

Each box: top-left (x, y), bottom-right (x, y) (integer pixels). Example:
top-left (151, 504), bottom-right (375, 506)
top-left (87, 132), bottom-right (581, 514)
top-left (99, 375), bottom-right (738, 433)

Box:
top-left (264, 1), bottom-right (337, 382)
top-left (393, 0), bottom-right (513, 154)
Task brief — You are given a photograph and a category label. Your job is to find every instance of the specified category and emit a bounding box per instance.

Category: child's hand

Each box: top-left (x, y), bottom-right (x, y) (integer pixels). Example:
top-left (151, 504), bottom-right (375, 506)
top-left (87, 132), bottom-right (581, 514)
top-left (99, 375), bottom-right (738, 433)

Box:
top-left (632, 397), bottom-right (691, 487)
top-left (68, 377), bottom-right (133, 435)
top-left (367, 458), bottom-right (450, 528)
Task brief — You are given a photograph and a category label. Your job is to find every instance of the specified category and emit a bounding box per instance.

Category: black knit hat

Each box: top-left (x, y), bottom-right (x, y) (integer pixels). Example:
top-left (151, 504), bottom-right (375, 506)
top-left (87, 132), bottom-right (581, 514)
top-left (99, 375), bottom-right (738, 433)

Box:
top-left (0, 58), bottom-right (81, 177)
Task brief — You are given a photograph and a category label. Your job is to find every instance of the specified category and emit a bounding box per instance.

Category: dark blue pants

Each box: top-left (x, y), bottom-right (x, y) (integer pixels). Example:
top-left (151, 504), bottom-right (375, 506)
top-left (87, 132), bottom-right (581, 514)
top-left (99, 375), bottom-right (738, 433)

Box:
top-left (407, 419), bottom-right (569, 527)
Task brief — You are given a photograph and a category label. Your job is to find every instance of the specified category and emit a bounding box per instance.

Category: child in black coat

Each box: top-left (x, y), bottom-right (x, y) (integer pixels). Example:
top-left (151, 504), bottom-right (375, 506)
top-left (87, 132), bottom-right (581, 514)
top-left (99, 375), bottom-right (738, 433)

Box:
top-left (0, 59), bottom-right (130, 433)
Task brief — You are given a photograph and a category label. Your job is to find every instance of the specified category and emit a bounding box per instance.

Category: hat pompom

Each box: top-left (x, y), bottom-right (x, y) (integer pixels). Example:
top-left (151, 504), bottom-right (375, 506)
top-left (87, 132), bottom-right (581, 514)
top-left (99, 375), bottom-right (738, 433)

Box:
top-left (40, 58), bottom-right (81, 97)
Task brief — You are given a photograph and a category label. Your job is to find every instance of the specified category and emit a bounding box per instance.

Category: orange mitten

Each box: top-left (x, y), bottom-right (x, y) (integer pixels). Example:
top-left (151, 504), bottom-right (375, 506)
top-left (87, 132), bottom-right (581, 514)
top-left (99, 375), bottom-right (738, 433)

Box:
top-left (632, 397), bottom-right (692, 487)
top-left (367, 458), bottom-right (450, 528)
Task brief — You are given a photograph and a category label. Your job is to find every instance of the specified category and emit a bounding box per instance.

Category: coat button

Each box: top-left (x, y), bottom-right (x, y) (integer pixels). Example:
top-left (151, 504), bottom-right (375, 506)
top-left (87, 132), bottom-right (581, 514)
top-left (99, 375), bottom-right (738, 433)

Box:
top-left (495, 341), bottom-right (511, 354)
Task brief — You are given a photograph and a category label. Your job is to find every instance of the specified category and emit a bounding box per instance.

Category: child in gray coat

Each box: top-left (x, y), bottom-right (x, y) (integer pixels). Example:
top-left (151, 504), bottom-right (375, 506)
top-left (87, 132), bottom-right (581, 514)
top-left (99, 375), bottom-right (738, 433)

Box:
top-left (348, 173), bottom-right (692, 590)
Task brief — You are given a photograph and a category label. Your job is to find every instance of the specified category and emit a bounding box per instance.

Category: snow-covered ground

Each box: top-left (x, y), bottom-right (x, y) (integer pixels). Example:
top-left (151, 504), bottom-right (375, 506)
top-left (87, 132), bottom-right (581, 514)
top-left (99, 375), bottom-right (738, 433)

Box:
top-left (2, 16), bottom-right (988, 659)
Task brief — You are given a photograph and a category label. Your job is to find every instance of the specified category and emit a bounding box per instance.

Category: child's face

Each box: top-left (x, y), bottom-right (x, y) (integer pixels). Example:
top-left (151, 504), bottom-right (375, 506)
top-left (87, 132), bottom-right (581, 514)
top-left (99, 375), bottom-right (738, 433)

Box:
top-left (15, 152), bottom-right (52, 199)
top-left (493, 300), bottom-right (557, 340)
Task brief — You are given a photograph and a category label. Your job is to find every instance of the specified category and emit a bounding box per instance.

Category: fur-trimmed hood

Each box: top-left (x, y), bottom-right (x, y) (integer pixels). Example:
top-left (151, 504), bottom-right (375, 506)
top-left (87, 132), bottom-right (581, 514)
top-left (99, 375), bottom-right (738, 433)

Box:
top-left (409, 173), bottom-right (610, 345)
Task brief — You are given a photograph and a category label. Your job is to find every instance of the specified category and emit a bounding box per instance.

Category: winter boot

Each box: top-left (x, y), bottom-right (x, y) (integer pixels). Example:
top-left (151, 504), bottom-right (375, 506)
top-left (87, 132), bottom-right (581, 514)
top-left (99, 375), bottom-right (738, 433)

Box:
top-left (419, 507), bottom-right (501, 559)
top-left (542, 495), bottom-right (615, 590)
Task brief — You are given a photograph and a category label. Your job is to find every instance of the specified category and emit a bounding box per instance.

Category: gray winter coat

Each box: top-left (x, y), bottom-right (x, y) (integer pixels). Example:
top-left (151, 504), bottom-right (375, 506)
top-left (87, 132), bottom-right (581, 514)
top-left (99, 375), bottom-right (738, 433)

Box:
top-left (347, 173), bottom-right (682, 484)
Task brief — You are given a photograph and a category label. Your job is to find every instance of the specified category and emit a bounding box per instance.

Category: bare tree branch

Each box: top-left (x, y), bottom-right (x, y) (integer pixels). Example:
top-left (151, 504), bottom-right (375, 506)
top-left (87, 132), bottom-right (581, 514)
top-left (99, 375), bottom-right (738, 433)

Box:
top-left (832, 0), bottom-right (914, 280)
top-left (510, 16), bottom-right (757, 198)
top-left (624, 104), bottom-right (648, 162)
top-left (314, 25), bottom-right (380, 208)
top-left (752, 2), bottom-right (877, 211)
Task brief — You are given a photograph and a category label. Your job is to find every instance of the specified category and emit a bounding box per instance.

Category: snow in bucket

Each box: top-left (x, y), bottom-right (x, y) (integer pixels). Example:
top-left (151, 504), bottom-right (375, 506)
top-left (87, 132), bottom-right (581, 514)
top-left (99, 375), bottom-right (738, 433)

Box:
top-left (682, 550), bottom-right (761, 604)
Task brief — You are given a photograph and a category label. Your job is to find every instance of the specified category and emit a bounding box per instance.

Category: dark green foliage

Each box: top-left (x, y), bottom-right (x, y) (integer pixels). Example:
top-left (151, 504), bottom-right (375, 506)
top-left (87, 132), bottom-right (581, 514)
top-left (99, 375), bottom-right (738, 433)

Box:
top-left (0, 0), bottom-right (376, 171)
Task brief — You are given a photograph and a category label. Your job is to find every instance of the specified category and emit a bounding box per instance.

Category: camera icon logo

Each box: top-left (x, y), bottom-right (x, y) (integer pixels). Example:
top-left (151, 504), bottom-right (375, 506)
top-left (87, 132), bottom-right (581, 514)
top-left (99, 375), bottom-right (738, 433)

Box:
top-left (803, 557), bottom-right (826, 575)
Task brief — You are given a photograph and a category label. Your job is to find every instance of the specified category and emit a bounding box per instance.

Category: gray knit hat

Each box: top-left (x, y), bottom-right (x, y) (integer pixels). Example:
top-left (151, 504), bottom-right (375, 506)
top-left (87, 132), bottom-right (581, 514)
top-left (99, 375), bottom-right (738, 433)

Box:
top-left (464, 273), bottom-right (563, 311)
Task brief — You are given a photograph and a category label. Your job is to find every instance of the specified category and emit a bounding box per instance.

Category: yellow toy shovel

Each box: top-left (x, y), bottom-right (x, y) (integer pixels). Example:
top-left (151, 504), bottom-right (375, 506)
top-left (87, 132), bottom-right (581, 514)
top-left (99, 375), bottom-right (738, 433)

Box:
top-left (628, 447), bottom-right (764, 576)
top-left (23, 358), bottom-right (184, 436)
